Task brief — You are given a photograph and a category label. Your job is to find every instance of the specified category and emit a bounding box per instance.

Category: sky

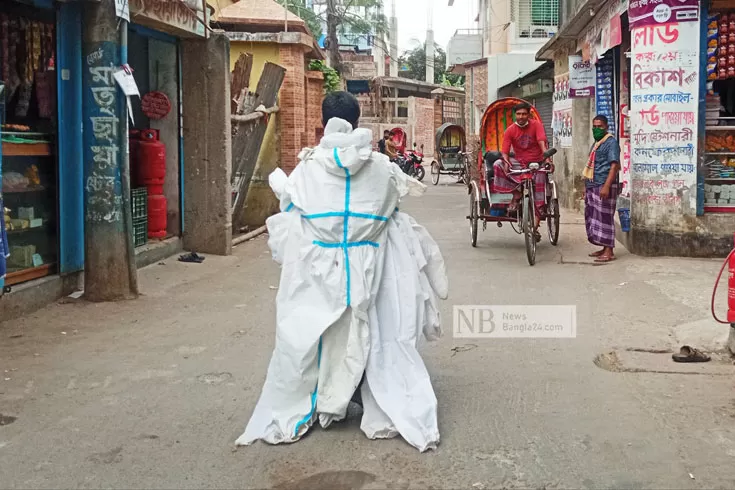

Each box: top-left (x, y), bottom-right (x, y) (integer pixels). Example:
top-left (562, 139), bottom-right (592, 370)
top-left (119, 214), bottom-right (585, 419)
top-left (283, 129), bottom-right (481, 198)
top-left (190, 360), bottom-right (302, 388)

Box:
top-left (392, 0), bottom-right (478, 53)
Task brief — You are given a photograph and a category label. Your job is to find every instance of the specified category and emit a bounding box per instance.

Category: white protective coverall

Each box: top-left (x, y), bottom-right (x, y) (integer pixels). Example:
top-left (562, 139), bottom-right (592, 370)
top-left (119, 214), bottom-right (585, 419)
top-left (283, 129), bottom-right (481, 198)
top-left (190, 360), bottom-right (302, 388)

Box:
top-left (235, 118), bottom-right (448, 452)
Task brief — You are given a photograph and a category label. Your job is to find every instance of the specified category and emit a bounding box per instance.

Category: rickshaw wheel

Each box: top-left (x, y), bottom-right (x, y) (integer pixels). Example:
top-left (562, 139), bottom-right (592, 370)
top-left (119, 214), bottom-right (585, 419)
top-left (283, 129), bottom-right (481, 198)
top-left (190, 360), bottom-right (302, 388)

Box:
top-left (523, 192), bottom-right (537, 266)
top-left (431, 162), bottom-right (440, 185)
top-left (469, 191), bottom-right (479, 247)
top-left (462, 155), bottom-right (471, 186)
top-left (547, 198), bottom-right (560, 246)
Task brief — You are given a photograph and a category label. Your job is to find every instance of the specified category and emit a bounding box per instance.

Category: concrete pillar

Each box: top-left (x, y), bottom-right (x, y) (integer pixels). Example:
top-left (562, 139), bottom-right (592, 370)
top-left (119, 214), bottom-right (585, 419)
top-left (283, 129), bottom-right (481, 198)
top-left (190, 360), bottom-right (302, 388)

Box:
top-left (426, 29), bottom-right (435, 83)
top-left (375, 36), bottom-right (386, 77)
top-left (181, 31), bottom-right (232, 255)
top-left (390, 0), bottom-right (398, 77)
top-left (82, 0), bottom-right (138, 301)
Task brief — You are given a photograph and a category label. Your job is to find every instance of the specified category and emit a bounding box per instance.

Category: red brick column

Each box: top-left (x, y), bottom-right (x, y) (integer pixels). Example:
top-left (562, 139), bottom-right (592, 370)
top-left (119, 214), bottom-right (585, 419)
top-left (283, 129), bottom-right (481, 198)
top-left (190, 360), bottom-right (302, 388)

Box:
top-left (304, 70), bottom-right (324, 148)
top-left (434, 97), bottom-right (443, 132)
top-left (279, 45), bottom-right (306, 174)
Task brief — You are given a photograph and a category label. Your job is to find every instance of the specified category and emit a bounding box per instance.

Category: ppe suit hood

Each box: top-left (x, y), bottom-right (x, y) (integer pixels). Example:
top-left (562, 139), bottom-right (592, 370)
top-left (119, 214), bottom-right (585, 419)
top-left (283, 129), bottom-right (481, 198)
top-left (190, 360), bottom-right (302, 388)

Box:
top-left (305, 117), bottom-right (374, 177)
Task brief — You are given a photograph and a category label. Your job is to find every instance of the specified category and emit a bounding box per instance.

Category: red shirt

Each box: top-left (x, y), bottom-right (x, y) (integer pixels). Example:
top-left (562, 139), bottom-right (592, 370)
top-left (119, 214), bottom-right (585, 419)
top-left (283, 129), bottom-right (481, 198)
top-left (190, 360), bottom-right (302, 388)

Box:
top-left (501, 120), bottom-right (546, 165)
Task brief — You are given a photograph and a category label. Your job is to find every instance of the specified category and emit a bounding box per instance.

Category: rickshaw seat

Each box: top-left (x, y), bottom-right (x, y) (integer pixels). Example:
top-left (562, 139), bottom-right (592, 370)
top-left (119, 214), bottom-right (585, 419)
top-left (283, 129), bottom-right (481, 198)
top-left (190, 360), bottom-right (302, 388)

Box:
top-left (441, 146), bottom-right (461, 154)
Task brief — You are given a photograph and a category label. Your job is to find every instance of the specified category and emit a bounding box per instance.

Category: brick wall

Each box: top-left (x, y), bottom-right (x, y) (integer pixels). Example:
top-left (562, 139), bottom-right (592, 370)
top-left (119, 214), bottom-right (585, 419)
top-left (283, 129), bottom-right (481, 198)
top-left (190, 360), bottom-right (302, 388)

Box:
top-left (414, 97), bottom-right (436, 160)
top-left (304, 71), bottom-right (324, 148)
top-left (279, 44), bottom-right (306, 174)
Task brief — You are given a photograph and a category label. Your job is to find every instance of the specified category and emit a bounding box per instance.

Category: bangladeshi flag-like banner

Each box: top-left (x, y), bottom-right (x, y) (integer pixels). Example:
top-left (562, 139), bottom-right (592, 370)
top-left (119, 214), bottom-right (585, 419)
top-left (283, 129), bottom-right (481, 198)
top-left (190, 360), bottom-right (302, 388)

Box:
top-left (628, 0), bottom-right (700, 29)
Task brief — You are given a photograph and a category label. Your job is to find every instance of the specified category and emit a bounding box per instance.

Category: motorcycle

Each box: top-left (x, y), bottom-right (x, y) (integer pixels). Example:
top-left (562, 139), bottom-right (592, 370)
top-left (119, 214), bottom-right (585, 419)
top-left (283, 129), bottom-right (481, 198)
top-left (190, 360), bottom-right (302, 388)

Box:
top-left (398, 143), bottom-right (426, 182)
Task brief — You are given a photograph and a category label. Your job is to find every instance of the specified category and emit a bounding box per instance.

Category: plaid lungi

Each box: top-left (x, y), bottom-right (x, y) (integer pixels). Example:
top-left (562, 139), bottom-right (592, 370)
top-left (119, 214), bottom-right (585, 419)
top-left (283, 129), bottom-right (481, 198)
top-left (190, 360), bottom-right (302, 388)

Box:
top-left (492, 159), bottom-right (546, 217)
top-left (585, 184), bottom-right (618, 248)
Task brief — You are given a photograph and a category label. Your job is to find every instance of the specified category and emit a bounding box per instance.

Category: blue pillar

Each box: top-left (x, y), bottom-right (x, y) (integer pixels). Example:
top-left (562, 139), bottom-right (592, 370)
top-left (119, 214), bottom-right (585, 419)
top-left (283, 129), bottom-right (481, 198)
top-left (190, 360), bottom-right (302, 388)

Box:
top-left (57, 2), bottom-right (84, 274)
top-left (82, 0), bottom-right (137, 301)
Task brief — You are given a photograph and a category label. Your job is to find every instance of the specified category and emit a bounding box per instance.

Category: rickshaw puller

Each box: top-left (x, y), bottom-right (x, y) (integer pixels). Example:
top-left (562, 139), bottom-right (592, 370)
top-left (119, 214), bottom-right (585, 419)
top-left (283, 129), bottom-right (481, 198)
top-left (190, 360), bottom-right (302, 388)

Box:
top-left (491, 102), bottom-right (549, 233)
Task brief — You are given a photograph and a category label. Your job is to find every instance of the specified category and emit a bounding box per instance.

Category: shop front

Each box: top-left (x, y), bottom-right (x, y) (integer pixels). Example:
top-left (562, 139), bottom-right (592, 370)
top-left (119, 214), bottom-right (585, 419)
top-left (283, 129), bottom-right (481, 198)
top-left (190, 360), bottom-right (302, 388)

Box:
top-left (622, 0), bottom-right (735, 256)
top-left (0, 0), bottom-right (84, 292)
top-left (124, 0), bottom-right (209, 250)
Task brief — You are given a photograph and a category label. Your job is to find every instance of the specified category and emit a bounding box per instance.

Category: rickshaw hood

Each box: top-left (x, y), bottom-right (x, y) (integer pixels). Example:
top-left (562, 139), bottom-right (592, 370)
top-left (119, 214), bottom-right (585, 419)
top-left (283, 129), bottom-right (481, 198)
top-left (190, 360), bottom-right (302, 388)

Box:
top-left (308, 117), bottom-right (373, 177)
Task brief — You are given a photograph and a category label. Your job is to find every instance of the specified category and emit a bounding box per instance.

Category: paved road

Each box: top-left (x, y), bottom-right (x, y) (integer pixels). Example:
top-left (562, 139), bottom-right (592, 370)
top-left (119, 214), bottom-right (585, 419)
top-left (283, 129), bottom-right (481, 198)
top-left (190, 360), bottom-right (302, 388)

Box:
top-left (2, 178), bottom-right (735, 489)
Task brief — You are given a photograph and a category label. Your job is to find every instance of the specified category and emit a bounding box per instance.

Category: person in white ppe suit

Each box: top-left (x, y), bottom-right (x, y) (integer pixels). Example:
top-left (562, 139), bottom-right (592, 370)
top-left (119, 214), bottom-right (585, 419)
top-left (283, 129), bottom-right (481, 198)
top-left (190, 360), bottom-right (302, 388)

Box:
top-left (236, 92), bottom-right (448, 452)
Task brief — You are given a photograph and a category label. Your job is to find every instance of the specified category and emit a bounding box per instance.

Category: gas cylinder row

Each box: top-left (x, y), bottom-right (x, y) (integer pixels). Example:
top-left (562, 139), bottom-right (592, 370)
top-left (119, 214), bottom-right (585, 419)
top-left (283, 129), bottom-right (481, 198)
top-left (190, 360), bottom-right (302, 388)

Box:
top-left (130, 129), bottom-right (167, 239)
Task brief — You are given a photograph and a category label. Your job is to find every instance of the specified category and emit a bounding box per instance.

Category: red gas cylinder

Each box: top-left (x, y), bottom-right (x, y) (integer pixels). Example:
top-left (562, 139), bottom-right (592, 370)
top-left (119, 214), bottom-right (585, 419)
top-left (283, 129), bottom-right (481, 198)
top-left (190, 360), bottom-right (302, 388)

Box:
top-left (138, 129), bottom-right (166, 195)
top-left (148, 194), bottom-right (167, 239)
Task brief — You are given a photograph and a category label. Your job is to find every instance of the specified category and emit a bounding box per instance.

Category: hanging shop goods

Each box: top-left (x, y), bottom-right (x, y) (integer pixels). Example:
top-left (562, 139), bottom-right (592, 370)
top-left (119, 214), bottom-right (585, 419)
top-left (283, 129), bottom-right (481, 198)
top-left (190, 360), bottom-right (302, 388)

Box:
top-left (1, 9), bottom-right (59, 286)
top-left (704, 10), bottom-right (735, 213)
top-left (596, 53), bottom-right (617, 137)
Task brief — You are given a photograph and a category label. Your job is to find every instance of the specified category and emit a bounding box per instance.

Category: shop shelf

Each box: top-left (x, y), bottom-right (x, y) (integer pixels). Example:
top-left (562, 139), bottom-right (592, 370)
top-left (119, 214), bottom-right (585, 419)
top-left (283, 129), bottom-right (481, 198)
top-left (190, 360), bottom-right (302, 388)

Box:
top-left (705, 152), bottom-right (735, 155)
top-left (705, 178), bottom-right (735, 182)
top-left (5, 263), bottom-right (54, 286)
top-left (2, 186), bottom-right (46, 194)
top-left (1, 142), bottom-right (52, 157)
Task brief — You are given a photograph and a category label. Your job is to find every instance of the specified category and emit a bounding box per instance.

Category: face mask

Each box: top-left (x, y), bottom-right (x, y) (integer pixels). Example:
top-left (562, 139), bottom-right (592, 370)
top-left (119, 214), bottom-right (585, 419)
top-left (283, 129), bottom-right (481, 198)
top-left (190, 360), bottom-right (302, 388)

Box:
top-left (516, 120), bottom-right (529, 128)
top-left (593, 127), bottom-right (607, 141)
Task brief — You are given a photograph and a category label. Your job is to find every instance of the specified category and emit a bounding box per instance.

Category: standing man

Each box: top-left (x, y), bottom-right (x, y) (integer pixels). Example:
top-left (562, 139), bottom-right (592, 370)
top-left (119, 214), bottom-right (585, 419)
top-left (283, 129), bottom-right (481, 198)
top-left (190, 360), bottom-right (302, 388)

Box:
top-left (492, 102), bottom-right (549, 239)
top-left (378, 129), bottom-right (390, 154)
top-left (385, 130), bottom-right (398, 161)
top-left (584, 115), bottom-right (620, 263)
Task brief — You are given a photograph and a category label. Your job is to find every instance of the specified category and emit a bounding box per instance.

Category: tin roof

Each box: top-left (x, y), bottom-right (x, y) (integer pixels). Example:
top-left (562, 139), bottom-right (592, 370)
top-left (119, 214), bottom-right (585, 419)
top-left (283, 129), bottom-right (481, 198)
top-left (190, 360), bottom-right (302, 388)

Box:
top-left (217, 0), bottom-right (309, 34)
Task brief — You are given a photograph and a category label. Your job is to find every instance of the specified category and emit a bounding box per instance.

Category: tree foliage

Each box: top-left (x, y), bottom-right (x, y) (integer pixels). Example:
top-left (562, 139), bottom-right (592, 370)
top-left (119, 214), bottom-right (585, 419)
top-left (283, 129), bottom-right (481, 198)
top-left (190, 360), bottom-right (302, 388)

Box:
top-left (284, 0), bottom-right (324, 39)
top-left (398, 43), bottom-right (465, 87)
top-left (284, 0), bottom-right (387, 44)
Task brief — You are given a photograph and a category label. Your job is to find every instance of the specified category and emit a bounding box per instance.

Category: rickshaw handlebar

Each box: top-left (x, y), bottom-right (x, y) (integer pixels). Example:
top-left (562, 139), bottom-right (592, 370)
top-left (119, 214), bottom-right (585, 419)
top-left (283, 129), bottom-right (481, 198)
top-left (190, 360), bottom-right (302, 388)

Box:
top-left (508, 164), bottom-right (554, 176)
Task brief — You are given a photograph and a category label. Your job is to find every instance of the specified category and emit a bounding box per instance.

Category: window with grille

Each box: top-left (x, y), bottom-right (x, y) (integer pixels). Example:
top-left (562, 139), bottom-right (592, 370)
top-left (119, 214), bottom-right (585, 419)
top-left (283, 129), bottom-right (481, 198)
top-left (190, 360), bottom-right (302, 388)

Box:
top-left (511, 0), bottom-right (560, 38)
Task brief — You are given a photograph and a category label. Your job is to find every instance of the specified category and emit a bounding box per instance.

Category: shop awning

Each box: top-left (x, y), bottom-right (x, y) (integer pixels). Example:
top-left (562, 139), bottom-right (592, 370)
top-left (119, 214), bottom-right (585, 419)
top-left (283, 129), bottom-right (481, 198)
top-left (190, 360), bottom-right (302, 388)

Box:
top-left (536, 0), bottom-right (609, 61)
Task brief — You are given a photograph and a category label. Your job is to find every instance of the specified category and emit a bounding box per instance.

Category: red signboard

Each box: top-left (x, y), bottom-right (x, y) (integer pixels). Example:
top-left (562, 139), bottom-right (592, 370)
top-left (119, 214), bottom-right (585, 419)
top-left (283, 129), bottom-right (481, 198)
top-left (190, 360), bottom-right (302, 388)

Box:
top-left (141, 91), bottom-right (172, 120)
top-left (628, 0), bottom-right (699, 29)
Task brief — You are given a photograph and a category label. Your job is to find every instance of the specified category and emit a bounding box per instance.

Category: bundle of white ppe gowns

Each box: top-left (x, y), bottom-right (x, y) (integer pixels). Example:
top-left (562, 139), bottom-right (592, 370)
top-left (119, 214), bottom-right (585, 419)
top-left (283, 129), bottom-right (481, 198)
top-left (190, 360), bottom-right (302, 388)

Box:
top-left (235, 118), bottom-right (448, 452)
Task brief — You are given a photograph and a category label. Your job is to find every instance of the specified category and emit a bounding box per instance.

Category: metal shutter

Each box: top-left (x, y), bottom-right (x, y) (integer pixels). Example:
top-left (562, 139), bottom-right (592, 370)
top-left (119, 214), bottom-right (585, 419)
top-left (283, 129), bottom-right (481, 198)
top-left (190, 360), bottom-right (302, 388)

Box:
top-left (533, 93), bottom-right (554, 143)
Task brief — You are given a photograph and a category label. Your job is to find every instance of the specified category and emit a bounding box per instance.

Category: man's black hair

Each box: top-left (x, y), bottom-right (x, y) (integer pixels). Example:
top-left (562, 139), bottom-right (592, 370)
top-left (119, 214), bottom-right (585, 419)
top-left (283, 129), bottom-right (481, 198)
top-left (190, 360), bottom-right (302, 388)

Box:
top-left (593, 114), bottom-right (609, 126)
top-left (322, 91), bottom-right (361, 129)
top-left (514, 102), bottom-right (532, 113)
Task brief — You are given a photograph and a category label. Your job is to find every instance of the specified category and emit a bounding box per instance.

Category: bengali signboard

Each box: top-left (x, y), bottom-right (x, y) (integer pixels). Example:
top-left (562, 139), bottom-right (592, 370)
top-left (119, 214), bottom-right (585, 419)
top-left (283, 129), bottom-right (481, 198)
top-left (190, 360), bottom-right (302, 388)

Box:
top-left (552, 73), bottom-right (572, 149)
top-left (628, 0), bottom-right (699, 29)
top-left (630, 21), bottom-right (700, 214)
top-left (569, 55), bottom-right (595, 98)
top-left (129, 0), bottom-right (208, 38)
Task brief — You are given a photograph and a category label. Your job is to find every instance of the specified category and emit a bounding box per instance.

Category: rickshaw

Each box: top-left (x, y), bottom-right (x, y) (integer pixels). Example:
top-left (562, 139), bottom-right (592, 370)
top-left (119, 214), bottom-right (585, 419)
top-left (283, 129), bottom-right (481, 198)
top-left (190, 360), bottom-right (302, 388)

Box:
top-left (467, 97), bottom-right (560, 266)
top-left (431, 123), bottom-right (470, 186)
top-left (390, 127), bottom-right (407, 153)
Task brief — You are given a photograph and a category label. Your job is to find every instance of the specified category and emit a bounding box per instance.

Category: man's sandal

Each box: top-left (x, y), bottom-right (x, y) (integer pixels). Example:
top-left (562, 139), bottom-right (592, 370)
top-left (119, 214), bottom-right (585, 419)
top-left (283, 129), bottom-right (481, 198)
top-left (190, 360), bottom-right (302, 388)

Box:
top-left (672, 345), bottom-right (711, 363)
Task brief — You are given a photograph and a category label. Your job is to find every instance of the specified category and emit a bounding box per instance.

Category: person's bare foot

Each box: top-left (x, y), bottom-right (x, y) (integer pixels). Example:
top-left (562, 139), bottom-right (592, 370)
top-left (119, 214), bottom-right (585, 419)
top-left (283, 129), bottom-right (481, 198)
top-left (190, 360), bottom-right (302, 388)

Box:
top-left (589, 249), bottom-right (605, 257)
top-left (595, 250), bottom-right (616, 262)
